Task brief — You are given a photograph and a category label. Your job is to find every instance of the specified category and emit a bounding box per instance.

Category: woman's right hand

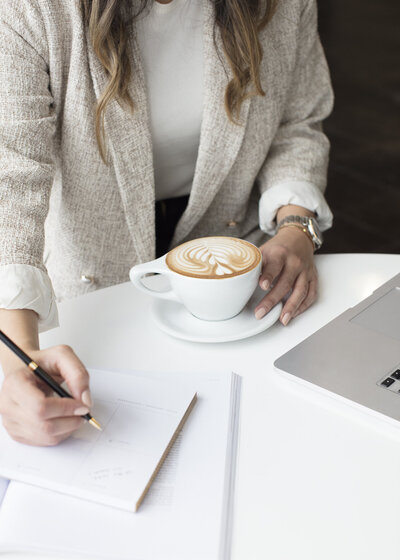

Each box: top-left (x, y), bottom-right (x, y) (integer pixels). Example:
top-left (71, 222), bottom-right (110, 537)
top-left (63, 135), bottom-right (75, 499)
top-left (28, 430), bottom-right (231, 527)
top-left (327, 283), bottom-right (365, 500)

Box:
top-left (0, 345), bottom-right (92, 447)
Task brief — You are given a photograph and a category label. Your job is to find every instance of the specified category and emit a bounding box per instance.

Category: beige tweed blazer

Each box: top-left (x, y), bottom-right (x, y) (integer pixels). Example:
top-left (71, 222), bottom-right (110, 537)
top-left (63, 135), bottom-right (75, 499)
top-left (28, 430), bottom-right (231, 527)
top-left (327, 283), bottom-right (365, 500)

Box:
top-left (0, 0), bottom-right (333, 301)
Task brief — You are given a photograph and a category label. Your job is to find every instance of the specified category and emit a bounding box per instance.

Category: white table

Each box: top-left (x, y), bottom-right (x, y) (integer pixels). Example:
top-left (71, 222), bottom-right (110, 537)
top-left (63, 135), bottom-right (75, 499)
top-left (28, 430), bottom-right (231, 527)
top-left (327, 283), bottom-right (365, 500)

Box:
top-left (2, 253), bottom-right (400, 560)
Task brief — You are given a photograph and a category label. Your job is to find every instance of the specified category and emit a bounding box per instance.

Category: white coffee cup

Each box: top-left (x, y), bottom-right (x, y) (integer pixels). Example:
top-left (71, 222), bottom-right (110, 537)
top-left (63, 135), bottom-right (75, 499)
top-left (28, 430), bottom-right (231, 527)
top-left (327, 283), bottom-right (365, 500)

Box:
top-left (129, 236), bottom-right (262, 321)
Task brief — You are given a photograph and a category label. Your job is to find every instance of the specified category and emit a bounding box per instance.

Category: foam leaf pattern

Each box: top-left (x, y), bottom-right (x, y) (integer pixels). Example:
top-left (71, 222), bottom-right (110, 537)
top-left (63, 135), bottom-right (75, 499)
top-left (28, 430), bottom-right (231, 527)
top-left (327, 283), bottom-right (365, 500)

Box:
top-left (166, 237), bottom-right (260, 279)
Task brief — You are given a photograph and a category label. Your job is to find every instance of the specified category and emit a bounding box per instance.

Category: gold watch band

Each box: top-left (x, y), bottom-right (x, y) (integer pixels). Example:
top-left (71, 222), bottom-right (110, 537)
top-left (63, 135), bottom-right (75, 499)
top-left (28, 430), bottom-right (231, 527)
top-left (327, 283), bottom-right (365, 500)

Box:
top-left (276, 222), bottom-right (316, 251)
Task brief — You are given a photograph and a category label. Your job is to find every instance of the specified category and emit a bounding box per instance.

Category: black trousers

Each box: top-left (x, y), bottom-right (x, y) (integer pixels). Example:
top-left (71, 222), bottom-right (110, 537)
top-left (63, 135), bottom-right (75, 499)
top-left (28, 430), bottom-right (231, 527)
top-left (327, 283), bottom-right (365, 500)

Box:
top-left (155, 195), bottom-right (189, 258)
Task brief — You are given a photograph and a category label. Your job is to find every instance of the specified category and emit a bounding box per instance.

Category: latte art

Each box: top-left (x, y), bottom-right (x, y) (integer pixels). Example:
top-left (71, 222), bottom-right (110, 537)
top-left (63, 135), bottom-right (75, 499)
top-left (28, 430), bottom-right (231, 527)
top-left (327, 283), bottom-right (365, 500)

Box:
top-left (166, 237), bottom-right (261, 279)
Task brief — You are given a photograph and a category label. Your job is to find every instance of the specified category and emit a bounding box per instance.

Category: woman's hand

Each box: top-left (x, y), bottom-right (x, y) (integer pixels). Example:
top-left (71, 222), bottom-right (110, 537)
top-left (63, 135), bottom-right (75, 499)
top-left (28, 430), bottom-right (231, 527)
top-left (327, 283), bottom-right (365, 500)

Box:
top-left (255, 226), bottom-right (318, 325)
top-left (0, 345), bottom-right (92, 446)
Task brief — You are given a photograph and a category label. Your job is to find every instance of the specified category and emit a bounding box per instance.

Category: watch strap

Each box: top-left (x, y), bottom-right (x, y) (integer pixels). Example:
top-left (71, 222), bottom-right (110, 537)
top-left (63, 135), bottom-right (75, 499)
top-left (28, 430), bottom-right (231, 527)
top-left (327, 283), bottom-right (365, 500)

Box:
top-left (276, 215), bottom-right (323, 251)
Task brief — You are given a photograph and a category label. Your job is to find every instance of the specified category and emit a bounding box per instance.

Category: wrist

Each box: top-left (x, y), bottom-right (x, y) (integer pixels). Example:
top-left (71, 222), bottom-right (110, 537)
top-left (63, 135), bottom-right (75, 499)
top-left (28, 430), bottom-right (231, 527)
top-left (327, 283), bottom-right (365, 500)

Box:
top-left (276, 222), bottom-right (315, 252)
top-left (276, 215), bottom-right (322, 251)
top-left (276, 204), bottom-right (315, 224)
top-left (274, 224), bottom-right (315, 254)
top-left (0, 309), bottom-right (39, 375)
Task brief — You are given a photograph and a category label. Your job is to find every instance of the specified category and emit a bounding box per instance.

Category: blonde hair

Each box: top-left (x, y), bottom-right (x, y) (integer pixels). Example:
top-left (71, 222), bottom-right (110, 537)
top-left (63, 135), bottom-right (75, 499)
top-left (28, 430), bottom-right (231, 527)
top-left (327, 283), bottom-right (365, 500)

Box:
top-left (81, 0), bottom-right (278, 163)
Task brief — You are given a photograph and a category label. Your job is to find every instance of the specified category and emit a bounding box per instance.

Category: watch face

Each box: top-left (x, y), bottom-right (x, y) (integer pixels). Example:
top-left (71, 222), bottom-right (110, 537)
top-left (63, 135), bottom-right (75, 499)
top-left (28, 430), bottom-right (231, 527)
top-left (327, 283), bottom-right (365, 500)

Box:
top-left (276, 215), bottom-right (323, 250)
top-left (308, 218), bottom-right (323, 248)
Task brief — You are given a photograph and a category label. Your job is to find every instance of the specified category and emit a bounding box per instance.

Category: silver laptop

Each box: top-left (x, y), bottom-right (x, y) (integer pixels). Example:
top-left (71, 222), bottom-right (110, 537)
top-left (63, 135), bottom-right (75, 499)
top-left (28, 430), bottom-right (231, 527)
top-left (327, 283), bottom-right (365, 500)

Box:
top-left (274, 273), bottom-right (400, 425)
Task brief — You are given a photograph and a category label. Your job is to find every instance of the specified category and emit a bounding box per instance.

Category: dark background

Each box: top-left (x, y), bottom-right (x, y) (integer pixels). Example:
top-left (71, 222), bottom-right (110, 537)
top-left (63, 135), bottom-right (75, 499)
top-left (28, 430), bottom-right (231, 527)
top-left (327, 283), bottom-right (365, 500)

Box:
top-left (317, 0), bottom-right (400, 254)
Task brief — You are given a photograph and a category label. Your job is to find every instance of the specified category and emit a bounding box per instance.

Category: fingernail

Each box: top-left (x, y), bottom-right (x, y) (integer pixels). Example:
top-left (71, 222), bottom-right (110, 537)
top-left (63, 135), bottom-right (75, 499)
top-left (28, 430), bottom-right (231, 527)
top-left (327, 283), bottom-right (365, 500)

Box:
top-left (262, 280), bottom-right (270, 290)
top-left (282, 313), bottom-right (291, 326)
top-left (74, 407), bottom-right (90, 416)
top-left (255, 308), bottom-right (267, 320)
top-left (81, 389), bottom-right (93, 408)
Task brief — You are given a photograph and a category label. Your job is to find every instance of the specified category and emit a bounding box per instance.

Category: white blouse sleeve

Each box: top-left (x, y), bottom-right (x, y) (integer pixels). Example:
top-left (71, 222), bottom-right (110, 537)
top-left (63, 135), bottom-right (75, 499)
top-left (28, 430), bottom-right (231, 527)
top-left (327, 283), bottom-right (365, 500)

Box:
top-left (258, 179), bottom-right (334, 236)
top-left (0, 264), bottom-right (59, 333)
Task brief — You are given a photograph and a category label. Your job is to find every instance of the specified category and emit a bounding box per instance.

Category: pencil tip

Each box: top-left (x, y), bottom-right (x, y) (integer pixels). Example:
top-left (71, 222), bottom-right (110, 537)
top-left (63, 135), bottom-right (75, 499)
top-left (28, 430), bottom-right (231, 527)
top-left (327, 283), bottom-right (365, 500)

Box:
top-left (89, 417), bottom-right (102, 431)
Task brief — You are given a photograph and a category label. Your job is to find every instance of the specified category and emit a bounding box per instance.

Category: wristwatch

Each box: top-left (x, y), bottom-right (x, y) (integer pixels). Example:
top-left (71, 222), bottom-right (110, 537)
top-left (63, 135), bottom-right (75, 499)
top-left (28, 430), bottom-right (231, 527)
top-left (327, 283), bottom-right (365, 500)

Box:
top-left (276, 215), bottom-right (323, 251)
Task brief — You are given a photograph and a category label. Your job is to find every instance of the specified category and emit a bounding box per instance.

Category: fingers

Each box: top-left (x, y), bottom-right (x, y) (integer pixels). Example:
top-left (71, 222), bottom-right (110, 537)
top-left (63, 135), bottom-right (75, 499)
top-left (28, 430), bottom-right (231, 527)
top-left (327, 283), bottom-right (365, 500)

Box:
top-left (0, 370), bottom-right (87, 446)
top-left (280, 271), bottom-right (318, 325)
top-left (258, 248), bottom-right (286, 292)
top-left (257, 269), bottom-right (318, 325)
top-left (0, 343), bottom-right (92, 446)
top-left (256, 235), bottom-right (318, 324)
top-left (33, 345), bottom-right (92, 406)
top-left (1, 368), bottom-right (49, 414)
top-left (255, 252), bottom-right (302, 320)
top-left (38, 396), bottom-right (89, 420)
top-left (2, 416), bottom-right (82, 447)
top-left (4, 369), bottom-right (87, 418)
top-left (292, 276), bottom-right (318, 319)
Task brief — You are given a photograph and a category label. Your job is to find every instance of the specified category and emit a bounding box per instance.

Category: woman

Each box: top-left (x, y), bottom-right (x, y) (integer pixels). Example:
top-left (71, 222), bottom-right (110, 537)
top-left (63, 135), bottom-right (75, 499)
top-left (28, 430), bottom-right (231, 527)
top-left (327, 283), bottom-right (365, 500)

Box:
top-left (0, 0), bottom-right (333, 445)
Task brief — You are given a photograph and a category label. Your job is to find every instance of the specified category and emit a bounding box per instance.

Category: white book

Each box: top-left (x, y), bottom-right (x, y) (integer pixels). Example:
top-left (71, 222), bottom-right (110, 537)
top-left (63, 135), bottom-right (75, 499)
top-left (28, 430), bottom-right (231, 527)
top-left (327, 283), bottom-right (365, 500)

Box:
top-left (0, 369), bottom-right (241, 560)
top-left (0, 369), bottom-right (197, 512)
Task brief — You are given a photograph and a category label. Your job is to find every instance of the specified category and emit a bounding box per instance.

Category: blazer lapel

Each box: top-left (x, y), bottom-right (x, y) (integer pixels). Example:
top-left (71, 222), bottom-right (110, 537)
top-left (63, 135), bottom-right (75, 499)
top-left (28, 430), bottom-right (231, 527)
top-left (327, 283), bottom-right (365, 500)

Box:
top-left (85, 3), bottom-right (252, 258)
top-left (172, 1), bottom-right (252, 245)
top-left (85, 29), bottom-right (155, 263)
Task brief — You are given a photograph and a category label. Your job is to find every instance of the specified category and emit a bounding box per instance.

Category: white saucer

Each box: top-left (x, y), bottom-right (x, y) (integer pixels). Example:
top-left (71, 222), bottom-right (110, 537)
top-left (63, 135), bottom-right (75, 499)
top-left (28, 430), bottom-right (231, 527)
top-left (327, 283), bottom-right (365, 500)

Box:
top-left (151, 288), bottom-right (282, 343)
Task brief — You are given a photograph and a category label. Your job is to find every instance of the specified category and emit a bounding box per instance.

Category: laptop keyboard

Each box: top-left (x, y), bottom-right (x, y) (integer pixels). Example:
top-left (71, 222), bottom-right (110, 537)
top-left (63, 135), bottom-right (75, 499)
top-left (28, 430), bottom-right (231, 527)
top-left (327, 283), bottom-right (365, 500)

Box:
top-left (379, 367), bottom-right (400, 392)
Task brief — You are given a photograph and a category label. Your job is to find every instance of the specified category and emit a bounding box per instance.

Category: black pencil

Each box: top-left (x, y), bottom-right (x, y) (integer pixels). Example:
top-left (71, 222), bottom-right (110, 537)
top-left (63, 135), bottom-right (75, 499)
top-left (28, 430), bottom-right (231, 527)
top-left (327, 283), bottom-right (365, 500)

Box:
top-left (0, 329), bottom-right (102, 431)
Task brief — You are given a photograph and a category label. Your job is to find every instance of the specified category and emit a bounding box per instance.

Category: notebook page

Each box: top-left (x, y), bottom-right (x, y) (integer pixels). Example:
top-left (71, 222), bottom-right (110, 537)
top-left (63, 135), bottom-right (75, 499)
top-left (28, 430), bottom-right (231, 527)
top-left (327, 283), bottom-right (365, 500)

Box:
top-left (0, 369), bottom-right (196, 511)
top-left (0, 370), bottom-right (238, 560)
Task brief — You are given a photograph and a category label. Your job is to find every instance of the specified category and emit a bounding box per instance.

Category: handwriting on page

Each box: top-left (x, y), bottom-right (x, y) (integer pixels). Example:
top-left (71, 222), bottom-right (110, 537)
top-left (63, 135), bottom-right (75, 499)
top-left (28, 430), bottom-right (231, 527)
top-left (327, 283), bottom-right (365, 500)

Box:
top-left (0, 369), bottom-right (197, 512)
top-left (3, 395), bottom-right (181, 502)
top-left (69, 397), bottom-right (180, 495)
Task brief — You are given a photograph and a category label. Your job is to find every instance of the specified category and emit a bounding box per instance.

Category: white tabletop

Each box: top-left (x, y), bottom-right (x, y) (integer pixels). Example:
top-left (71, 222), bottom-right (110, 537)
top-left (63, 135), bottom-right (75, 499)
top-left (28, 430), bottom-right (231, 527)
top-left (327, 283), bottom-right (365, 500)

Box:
top-left (3, 253), bottom-right (400, 560)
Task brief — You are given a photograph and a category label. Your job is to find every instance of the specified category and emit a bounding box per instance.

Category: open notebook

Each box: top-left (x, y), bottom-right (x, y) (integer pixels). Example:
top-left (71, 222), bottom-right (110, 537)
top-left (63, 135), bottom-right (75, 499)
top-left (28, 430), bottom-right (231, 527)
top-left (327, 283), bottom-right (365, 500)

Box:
top-left (0, 368), bottom-right (241, 560)
top-left (0, 369), bottom-right (197, 512)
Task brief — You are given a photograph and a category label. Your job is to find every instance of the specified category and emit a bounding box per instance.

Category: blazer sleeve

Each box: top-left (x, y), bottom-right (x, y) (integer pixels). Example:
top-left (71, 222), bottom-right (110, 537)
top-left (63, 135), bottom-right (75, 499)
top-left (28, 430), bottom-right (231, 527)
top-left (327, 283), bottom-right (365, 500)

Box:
top-left (257, 0), bottom-right (334, 234)
top-left (0, 1), bottom-right (56, 271)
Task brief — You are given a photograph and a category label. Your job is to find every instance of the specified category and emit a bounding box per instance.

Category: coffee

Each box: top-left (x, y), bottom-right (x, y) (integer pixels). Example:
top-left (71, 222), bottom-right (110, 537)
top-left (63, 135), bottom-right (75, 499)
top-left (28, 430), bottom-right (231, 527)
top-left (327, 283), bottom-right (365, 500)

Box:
top-left (130, 236), bottom-right (262, 321)
top-left (166, 237), bottom-right (261, 279)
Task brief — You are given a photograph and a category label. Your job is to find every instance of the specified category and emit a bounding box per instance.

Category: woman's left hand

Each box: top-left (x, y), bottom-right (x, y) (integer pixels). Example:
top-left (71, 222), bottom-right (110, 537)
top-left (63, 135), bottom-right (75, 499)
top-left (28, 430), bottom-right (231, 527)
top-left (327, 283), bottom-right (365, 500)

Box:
top-left (255, 226), bottom-right (318, 325)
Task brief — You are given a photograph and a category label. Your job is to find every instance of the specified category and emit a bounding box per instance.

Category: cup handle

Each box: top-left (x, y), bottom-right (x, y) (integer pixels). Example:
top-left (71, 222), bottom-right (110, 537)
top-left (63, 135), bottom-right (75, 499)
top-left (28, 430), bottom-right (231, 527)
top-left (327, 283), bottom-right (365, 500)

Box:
top-left (129, 256), bottom-right (180, 302)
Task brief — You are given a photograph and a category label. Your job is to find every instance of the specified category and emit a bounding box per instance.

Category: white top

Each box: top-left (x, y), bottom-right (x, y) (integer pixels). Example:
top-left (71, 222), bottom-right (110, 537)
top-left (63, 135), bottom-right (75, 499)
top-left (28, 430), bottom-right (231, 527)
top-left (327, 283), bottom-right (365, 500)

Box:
top-left (0, 0), bottom-right (333, 330)
top-left (136, 0), bottom-right (204, 201)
